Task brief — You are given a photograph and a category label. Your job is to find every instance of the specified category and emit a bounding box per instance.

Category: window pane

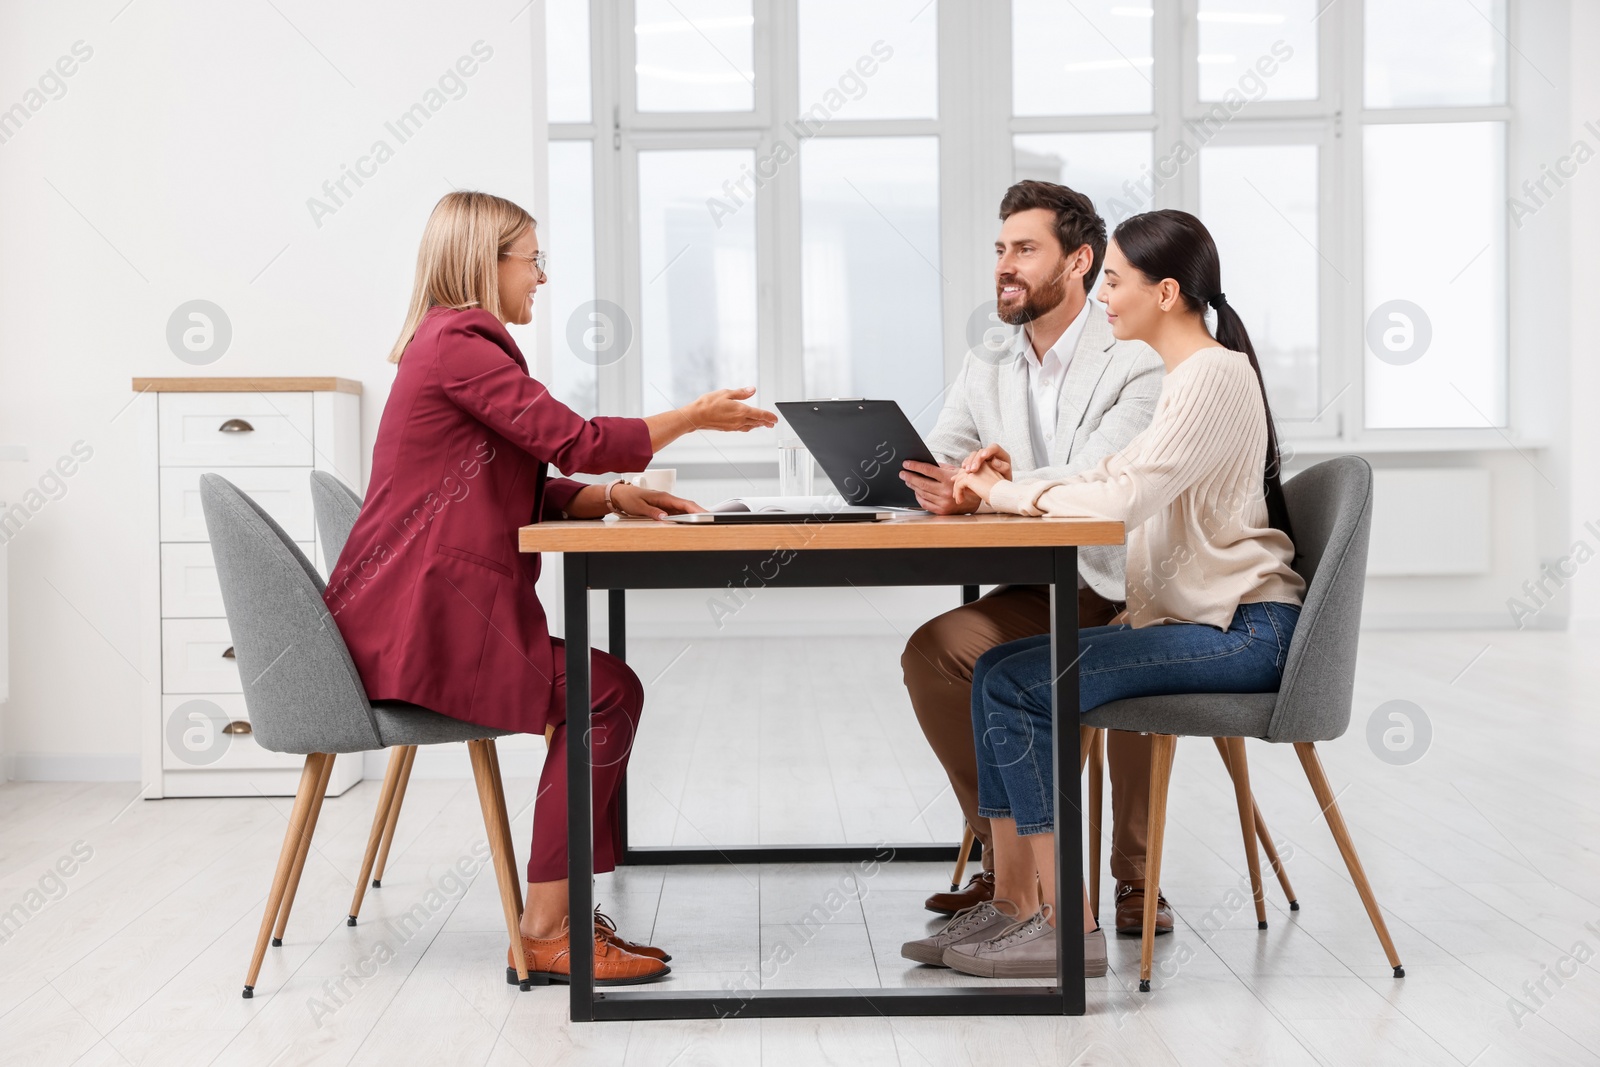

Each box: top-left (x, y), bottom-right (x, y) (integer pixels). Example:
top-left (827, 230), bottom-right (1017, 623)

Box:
top-left (1199, 144), bottom-right (1319, 422)
top-left (798, 0), bottom-right (937, 121)
top-left (1366, 0), bottom-right (1506, 108)
top-left (546, 141), bottom-right (596, 416)
top-left (639, 150), bottom-right (758, 409)
top-left (547, 0), bottom-right (591, 123)
top-left (1013, 131), bottom-right (1154, 238)
top-left (801, 138), bottom-right (943, 433)
top-left (1013, 0), bottom-right (1152, 116)
top-left (1364, 123), bottom-right (1506, 428)
top-left (635, 0), bottom-right (754, 112)
top-left (1198, 0), bottom-right (1317, 102)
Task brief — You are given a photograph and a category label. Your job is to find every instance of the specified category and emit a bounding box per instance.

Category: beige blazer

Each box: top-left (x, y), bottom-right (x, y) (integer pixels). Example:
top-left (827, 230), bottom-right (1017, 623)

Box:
top-left (925, 304), bottom-right (1163, 601)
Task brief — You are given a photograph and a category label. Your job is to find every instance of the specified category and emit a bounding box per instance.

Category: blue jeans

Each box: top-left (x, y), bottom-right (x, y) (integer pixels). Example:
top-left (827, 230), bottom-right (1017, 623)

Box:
top-left (971, 601), bottom-right (1301, 836)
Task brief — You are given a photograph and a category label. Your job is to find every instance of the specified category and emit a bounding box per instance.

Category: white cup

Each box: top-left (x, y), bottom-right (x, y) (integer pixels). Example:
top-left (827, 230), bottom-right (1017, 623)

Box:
top-left (630, 468), bottom-right (676, 494)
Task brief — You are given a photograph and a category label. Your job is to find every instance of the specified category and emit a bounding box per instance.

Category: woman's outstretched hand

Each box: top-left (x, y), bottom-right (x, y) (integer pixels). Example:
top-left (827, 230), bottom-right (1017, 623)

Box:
top-left (687, 387), bottom-right (778, 433)
top-left (646, 386), bottom-right (777, 450)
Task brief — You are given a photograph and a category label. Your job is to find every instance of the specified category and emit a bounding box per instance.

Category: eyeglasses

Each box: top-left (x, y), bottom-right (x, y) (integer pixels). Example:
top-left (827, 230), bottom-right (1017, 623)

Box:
top-left (501, 250), bottom-right (548, 273)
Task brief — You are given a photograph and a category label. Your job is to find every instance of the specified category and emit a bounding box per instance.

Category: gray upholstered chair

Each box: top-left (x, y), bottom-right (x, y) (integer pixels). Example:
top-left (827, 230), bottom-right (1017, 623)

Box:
top-left (1084, 456), bottom-right (1404, 991)
top-left (310, 470), bottom-right (410, 918)
top-left (202, 474), bottom-right (535, 996)
top-left (308, 471), bottom-right (555, 927)
top-left (309, 469), bottom-right (362, 574)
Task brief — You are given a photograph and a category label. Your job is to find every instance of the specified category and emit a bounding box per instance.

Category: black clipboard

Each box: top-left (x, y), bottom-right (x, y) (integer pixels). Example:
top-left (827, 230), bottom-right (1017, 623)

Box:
top-left (776, 399), bottom-right (939, 510)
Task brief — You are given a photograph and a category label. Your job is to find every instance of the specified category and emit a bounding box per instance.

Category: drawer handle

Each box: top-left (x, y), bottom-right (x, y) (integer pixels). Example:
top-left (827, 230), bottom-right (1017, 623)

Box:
top-left (223, 720), bottom-right (252, 735)
top-left (218, 419), bottom-right (255, 433)
top-left (222, 646), bottom-right (236, 659)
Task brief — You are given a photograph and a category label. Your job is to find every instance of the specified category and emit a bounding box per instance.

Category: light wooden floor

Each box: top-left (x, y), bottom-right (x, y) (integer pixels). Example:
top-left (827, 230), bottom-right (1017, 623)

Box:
top-left (3, 629), bottom-right (1600, 1066)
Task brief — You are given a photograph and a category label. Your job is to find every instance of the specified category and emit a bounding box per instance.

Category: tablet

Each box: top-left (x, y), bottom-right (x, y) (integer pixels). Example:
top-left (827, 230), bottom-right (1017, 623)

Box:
top-left (664, 510), bottom-right (892, 524)
top-left (775, 399), bottom-right (938, 510)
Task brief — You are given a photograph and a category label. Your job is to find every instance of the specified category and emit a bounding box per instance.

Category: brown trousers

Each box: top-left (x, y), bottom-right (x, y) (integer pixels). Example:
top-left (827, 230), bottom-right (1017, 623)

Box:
top-left (902, 584), bottom-right (1151, 881)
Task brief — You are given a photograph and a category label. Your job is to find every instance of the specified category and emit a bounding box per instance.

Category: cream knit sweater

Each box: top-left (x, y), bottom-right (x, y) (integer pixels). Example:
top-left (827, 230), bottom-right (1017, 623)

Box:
top-left (986, 346), bottom-right (1305, 629)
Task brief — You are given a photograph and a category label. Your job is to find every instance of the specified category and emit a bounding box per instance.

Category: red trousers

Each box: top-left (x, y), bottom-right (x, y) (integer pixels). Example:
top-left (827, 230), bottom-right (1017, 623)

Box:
top-left (525, 639), bottom-right (644, 883)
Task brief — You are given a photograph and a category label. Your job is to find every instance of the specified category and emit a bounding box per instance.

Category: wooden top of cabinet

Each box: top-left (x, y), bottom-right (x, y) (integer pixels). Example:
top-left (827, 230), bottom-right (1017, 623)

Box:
top-left (131, 377), bottom-right (362, 395)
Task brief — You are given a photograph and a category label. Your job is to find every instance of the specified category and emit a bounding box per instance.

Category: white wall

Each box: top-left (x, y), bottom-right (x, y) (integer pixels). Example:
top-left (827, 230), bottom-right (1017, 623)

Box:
top-left (1567, 0), bottom-right (1600, 624)
top-left (0, 1), bottom-right (544, 779)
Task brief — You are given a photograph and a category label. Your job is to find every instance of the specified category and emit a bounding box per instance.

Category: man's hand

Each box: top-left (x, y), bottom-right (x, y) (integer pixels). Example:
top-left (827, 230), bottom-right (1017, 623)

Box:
top-left (952, 460), bottom-right (1005, 504)
top-left (962, 443), bottom-right (1013, 479)
top-left (899, 460), bottom-right (981, 514)
top-left (610, 484), bottom-right (706, 520)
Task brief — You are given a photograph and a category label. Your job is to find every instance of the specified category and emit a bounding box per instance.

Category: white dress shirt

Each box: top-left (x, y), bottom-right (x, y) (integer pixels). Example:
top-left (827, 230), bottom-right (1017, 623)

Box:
top-left (1016, 298), bottom-right (1092, 468)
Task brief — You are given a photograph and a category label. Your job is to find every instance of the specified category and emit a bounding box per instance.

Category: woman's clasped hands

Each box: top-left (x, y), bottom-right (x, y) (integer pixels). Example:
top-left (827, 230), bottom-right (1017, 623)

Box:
top-left (950, 443), bottom-right (1013, 507)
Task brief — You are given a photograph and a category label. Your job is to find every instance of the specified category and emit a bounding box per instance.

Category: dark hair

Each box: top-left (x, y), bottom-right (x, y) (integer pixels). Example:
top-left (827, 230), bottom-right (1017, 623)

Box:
top-left (1110, 209), bottom-right (1294, 542)
top-left (998, 180), bottom-right (1106, 294)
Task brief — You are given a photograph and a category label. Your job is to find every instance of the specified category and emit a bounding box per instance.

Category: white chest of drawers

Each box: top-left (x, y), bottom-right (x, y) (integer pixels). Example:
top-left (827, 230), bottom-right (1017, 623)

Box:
top-left (133, 378), bottom-right (365, 798)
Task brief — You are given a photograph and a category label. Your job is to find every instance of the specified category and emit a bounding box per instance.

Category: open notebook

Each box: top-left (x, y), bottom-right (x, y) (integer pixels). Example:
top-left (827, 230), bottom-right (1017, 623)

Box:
top-left (664, 496), bottom-right (897, 524)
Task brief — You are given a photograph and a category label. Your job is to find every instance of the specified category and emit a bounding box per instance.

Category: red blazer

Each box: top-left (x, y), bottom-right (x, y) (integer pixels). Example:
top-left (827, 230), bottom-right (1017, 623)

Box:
top-left (324, 306), bottom-right (652, 733)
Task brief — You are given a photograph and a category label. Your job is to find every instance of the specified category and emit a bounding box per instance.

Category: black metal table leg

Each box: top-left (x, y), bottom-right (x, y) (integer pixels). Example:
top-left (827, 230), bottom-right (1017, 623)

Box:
top-left (609, 589), bottom-right (629, 863)
top-left (564, 553), bottom-right (595, 1020)
top-left (1050, 546), bottom-right (1086, 1014)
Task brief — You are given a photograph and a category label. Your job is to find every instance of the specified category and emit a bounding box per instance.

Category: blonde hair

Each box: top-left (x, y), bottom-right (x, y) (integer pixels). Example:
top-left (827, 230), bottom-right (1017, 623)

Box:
top-left (388, 191), bottom-right (535, 363)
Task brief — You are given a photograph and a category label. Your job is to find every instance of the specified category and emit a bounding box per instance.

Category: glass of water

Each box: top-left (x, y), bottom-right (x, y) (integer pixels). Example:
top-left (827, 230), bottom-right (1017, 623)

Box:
top-left (778, 442), bottom-right (814, 498)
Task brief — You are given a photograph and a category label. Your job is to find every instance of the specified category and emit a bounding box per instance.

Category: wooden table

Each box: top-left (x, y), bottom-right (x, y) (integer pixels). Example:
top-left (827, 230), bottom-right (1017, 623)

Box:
top-left (518, 512), bottom-right (1125, 1023)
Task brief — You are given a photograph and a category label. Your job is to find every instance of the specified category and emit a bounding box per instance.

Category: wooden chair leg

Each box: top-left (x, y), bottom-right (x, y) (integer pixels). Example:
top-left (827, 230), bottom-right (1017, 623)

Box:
top-left (1295, 742), bottom-right (1404, 978)
top-left (347, 746), bottom-right (407, 925)
top-left (469, 740), bottom-right (530, 989)
top-left (371, 745), bottom-right (417, 889)
top-left (483, 739), bottom-right (525, 918)
top-left (1215, 738), bottom-right (1267, 929)
top-left (243, 753), bottom-right (326, 998)
top-left (271, 752), bottom-right (337, 945)
top-left (950, 823), bottom-right (976, 892)
top-left (1139, 735), bottom-right (1177, 992)
top-left (1253, 797), bottom-right (1298, 910)
top-left (1084, 727), bottom-right (1105, 918)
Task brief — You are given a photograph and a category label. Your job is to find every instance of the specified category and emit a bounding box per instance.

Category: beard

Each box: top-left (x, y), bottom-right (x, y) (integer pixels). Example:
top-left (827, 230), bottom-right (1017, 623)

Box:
top-left (995, 267), bottom-right (1070, 326)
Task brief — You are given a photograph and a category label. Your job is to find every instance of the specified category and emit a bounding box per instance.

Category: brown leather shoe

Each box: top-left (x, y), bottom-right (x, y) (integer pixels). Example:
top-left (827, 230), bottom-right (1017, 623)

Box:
top-left (505, 921), bottom-right (670, 987)
top-left (1114, 881), bottom-right (1174, 937)
top-left (925, 870), bottom-right (995, 915)
top-left (594, 905), bottom-right (671, 962)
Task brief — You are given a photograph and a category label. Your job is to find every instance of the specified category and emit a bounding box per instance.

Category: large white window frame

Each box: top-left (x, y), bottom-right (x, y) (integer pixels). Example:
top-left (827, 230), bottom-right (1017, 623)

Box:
top-left (546, 0), bottom-right (1534, 468)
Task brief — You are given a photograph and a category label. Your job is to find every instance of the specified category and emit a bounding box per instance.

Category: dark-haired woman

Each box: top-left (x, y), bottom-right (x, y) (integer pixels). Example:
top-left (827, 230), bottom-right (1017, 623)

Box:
top-left (923, 209), bottom-right (1305, 980)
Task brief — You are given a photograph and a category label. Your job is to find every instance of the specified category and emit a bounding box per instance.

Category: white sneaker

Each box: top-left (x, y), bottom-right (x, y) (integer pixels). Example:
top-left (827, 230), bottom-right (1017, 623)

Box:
top-left (943, 907), bottom-right (1101, 979)
top-left (900, 900), bottom-right (1019, 967)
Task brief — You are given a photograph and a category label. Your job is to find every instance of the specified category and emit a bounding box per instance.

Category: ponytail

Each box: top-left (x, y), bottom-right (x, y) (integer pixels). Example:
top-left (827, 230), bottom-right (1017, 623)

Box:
top-left (1210, 296), bottom-right (1293, 543)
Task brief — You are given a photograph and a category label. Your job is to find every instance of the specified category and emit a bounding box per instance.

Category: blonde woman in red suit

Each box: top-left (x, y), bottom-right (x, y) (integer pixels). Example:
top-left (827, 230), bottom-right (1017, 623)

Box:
top-left (325, 191), bottom-right (775, 985)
